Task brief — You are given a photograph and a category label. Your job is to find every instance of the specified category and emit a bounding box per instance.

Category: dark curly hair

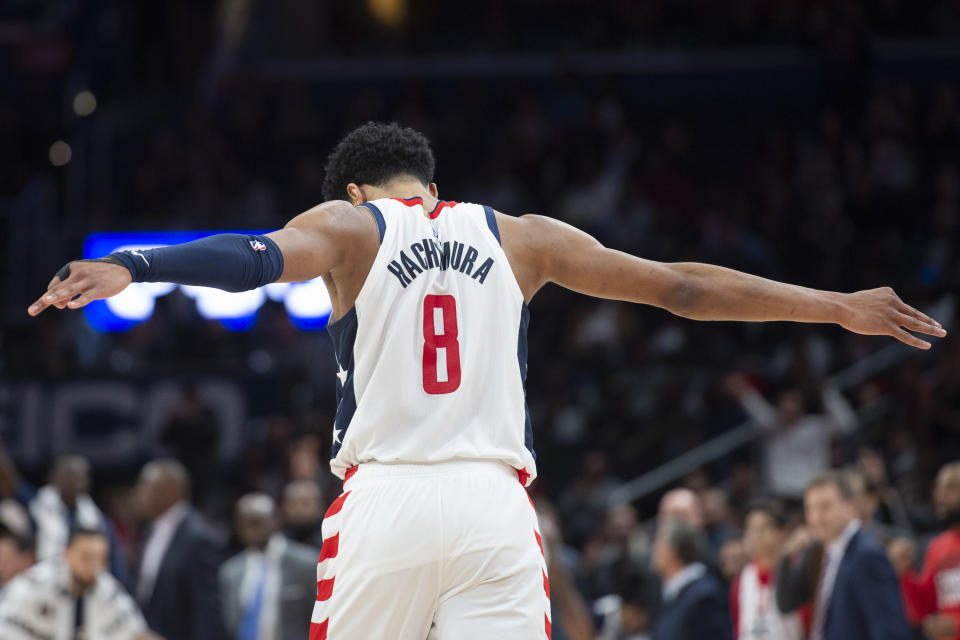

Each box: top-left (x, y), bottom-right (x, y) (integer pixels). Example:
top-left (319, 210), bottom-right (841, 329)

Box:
top-left (322, 122), bottom-right (436, 202)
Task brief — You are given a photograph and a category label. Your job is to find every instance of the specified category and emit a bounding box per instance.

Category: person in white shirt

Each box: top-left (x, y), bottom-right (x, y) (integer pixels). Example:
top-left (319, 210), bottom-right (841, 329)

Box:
top-left (0, 527), bottom-right (158, 640)
top-left (726, 376), bottom-right (857, 499)
top-left (731, 500), bottom-right (805, 640)
top-left (29, 454), bottom-right (128, 581)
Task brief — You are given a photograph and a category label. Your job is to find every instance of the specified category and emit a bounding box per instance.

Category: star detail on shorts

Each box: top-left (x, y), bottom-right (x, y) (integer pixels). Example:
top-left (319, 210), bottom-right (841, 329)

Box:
top-left (333, 427), bottom-right (342, 444)
top-left (336, 364), bottom-right (348, 386)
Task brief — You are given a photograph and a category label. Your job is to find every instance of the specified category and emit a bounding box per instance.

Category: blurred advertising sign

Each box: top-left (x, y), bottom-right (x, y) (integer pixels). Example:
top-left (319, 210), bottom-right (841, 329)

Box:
top-left (83, 231), bottom-right (332, 332)
top-left (0, 378), bottom-right (264, 467)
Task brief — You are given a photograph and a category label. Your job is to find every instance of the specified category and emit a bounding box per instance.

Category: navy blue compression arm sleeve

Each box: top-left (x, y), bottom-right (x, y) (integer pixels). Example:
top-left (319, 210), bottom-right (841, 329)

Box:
top-left (108, 234), bottom-right (285, 292)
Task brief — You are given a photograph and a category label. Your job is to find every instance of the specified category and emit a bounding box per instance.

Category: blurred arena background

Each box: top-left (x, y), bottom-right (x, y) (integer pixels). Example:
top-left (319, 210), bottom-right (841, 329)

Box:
top-left (2, 1), bottom-right (960, 639)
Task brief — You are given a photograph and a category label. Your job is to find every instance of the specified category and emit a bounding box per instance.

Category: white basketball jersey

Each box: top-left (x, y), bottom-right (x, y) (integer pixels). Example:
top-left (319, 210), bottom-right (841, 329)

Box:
top-left (326, 197), bottom-right (537, 485)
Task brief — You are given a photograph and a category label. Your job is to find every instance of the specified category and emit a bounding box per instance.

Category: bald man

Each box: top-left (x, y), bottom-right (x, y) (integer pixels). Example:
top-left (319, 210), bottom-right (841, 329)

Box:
top-left (658, 488), bottom-right (706, 530)
top-left (220, 494), bottom-right (320, 640)
top-left (133, 459), bottom-right (225, 640)
top-left (898, 462), bottom-right (960, 640)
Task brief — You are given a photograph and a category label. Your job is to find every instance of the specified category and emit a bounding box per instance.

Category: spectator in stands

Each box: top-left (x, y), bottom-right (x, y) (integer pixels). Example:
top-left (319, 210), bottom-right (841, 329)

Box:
top-left (591, 504), bottom-right (650, 597)
top-left (159, 386), bottom-right (220, 508)
top-left (650, 519), bottom-right (731, 640)
top-left (658, 488), bottom-right (706, 530)
top-left (730, 500), bottom-right (807, 639)
top-left (848, 470), bottom-right (905, 547)
top-left (595, 568), bottom-right (651, 640)
top-left (134, 459), bottom-right (225, 640)
top-left (28, 454), bottom-right (127, 582)
top-left (220, 493), bottom-right (319, 640)
top-left (658, 486), bottom-right (728, 564)
top-left (557, 450), bottom-right (620, 548)
top-left (897, 461), bottom-right (960, 640)
top-left (856, 448), bottom-right (913, 535)
top-left (702, 488), bottom-right (741, 561)
top-left (719, 538), bottom-right (747, 584)
top-left (0, 527), bottom-right (157, 640)
top-left (280, 480), bottom-right (325, 548)
top-left (726, 376), bottom-right (857, 499)
top-left (776, 471), bottom-right (910, 640)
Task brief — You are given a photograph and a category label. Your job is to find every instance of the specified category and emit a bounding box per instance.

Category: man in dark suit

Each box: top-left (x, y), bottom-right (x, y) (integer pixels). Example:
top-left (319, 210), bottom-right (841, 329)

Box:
top-left (134, 459), bottom-right (225, 640)
top-left (650, 519), bottom-right (732, 640)
top-left (220, 493), bottom-right (320, 640)
top-left (776, 470), bottom-right (910, 640)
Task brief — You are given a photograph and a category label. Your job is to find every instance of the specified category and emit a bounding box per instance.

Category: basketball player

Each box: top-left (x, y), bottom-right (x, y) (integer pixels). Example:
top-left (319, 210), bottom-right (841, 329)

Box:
top-left (28, 122), bottom-right (945, 639)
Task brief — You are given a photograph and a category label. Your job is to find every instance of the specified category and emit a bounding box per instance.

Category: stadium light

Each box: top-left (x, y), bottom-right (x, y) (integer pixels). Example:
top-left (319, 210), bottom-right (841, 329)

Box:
top-left (83, 231), bottom-right (333, 332)
top-left (49, 141), bottom-right (71, 166)
top-left (73, 90), bottom-right (97, 116)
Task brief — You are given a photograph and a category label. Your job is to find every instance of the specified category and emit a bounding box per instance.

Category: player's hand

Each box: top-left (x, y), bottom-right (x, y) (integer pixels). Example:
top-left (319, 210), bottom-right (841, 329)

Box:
top-left (837, 287), bottom-right (946, 349)
top-left (27, 260), bottom-right (132, 316)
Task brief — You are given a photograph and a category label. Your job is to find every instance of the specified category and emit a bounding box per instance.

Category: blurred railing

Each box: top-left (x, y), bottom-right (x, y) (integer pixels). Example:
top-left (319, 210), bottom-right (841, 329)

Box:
top-left (606, 295), bottom-right (957, 507)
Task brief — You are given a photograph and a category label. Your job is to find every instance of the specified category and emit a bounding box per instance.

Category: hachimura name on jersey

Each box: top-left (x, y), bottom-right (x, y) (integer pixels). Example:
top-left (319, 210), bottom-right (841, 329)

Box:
top-left (386, 237), bottom-right (495, 287)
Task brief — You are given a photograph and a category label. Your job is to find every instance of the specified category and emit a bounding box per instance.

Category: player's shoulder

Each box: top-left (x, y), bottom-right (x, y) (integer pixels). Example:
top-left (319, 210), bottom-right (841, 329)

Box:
top-left (287, 200), bottom-right (379, 241)
top-left (300, 199), bottom-right (369, 225)
top-left (493, 210), bottom-right (586, 257)
top-left (492, 209), bottom-right (551, 235)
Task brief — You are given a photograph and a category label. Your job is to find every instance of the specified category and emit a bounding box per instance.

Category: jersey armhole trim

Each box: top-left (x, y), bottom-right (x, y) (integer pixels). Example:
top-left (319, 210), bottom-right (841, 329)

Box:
top-left (360, 202), bottom-right (386, 244)
top-left (483, 205), bottom-right (501, 245)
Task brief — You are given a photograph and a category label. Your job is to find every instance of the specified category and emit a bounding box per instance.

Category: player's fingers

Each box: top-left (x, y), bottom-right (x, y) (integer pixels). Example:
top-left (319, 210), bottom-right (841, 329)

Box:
top-left (28, 273), bottom-right (73, 316)
top-left (890, 326), bottom-right (931, 350)
top-left (895, 312), bottom-right (947, 337)
top-left (67, 291), bottom-right (93, 309)
top-left (27, 294), bottom-right (51, 316)
top-left (43, 277), bottom-right (88, 307)
top-left (897, 301), bottom-right (941, 328)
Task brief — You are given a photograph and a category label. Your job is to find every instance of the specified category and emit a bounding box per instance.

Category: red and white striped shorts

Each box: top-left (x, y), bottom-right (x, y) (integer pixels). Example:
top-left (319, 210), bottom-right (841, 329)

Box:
top-left (310, 460), bottom-right (551, 639)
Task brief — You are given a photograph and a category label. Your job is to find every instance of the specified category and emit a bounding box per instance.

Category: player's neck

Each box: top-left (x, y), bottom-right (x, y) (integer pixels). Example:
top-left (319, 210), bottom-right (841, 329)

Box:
top-left (363, 178), bottom-right (437, 208)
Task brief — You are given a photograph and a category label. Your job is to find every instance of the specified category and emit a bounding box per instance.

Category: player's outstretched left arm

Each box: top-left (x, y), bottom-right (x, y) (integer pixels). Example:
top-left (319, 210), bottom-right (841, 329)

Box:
top-left (500, 213), bottom-right (946, 350)
top-left (28, 200), bottom-right (369, 316)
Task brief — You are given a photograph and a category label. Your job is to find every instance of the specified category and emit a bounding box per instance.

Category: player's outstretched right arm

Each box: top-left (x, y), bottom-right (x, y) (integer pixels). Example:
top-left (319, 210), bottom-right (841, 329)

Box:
top-left (499, 213), bottom-right (945, 350)
top-left (28, 200), bottom-right (369, 316)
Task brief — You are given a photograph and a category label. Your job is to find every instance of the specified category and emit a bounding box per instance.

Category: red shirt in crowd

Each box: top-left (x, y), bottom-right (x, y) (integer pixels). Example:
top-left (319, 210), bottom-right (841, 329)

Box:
top-left (901, 528), bottom-right (960, 640)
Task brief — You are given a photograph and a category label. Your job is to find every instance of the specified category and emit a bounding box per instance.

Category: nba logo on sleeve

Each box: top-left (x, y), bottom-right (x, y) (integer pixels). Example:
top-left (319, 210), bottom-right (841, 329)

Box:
top-left (250, 240), bottom-right (267, 251)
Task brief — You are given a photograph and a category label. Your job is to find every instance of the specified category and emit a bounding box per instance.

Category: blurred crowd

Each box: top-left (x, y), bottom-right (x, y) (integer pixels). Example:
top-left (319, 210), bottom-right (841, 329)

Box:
top-left (2, 450), bottom-right (960, 639)
top-left (4, 1), bottom-right (960, 639)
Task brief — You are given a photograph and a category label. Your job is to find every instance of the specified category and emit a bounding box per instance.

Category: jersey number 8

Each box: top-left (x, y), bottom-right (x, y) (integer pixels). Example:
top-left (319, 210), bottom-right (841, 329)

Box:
top-left (422, 295), bottom-right (461, 394)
